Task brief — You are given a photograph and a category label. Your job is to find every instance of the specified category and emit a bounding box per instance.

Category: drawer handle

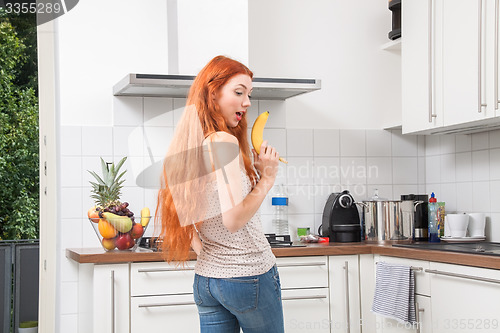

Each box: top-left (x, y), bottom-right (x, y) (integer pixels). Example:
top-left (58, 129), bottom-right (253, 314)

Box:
top-left (425, 269), bottom-right (500, 284)
top-left (111, 270), bottom-right (115, 333)
top-left (344, 261), bottom-right (350, 333)
top-left (138, 301), bottom-right (196, 308)
top-left (138, 267), bottom-right (195, 273)
top-left (282, 295), bottom-right (327, 301)
top-left (277, 262), bottom-right (326, 267)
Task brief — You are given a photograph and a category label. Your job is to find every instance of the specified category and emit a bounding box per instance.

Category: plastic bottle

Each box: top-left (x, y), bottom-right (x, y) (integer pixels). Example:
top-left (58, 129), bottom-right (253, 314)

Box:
top-left (272, 184), bottom-right (289, 235)
top-left (428, 192), bottom-right (440, 242)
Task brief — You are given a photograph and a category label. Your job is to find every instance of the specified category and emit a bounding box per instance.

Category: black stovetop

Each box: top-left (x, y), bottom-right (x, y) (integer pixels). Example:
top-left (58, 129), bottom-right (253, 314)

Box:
top-left (393, 242), bottom-right (500, 256)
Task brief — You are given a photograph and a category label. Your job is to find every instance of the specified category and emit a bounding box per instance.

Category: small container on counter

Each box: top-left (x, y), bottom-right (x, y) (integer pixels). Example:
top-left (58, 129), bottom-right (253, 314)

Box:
top-left (428, 192), bottom-right (440, 242)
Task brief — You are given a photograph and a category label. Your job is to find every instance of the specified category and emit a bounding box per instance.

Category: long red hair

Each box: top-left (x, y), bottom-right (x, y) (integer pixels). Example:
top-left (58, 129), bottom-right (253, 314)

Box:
top-left (156, 55), bottom-right (257, 263)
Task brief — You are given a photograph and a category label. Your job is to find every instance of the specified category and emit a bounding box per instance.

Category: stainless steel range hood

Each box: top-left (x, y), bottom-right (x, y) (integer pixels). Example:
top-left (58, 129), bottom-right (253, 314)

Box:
top-left (113, 74), bottom-right (321, 100)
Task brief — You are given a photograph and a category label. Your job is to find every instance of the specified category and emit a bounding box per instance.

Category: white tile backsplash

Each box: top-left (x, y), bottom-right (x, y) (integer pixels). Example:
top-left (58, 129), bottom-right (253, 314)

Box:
top-left (340, 130), bottom-right (366, 157)
top-left (392, 130), bottom-right (417, 157)
top-left (490, 149), bottom-right (500, 180)
top-left (472, 181), bottom-right (490, 212)
top-left (313, 129), bottom-right (340, 157)
top-left (490, 129), bottom-right (500, 149)
top-left (265, 128), bottom-right (287, 158)
top-left (173, 98), bottom-right (187, 126)
top-left (113, 126), bottom-right (144, 157)
top-left (113, 97), bottom-right (143, 126)
top-left (490, 181), bottom-right (500, 213)
top-left (286, 157), bottom-right (314, 185)
top-left (425, 135), bottom-right (440, 156)
top-left (455, 152), bottom-right (472, 182)
top-left (259, 100), bottom-right (286, 127)
top-left (440, 154), bottom-right (456, 183)
top-left (81, 126), bottom-right (113, 157)
top-left (367, 157), bottom-right (392, 185)
top-left (425, 155), bottom-right (441, 184)
top-left (340, 157), bottom-right (367, 184)
top-left (144, 97), bottom-right (174, 126)
top-left (61, 126), bottom-right (82, 156)
top-left (143, 126), bottom-right (174, 157)
top-left (366, 130), bottom-right (391, 156)
top-left (455, 134), bottom-right (472, 152)
top-left (286, 129), bottom-right (313, 157)
top-left (472, 132), bottom-right (489, 151)
top-left (313, 157), bottom-right (341, 185)
top-left (472, 150), bottom-right (490, 181)
top-left (392, 157), bottom-right (418, 184)
top-left (246, 100), bottom-right (259, 129)
top-left (455, 182), bottom-right (473, 213)
top-left (61, 156), bottom-right (83, 187)
top-left (440, 135), bottom-right (456, 154)
top-left (288, 185), bottom-right (315, 214)
top-left (61, 188), bottom-right (82, 218)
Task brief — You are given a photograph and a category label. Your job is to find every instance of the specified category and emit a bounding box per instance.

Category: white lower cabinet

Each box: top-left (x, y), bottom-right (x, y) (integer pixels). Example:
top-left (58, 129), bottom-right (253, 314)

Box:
top-left (429, 262), bottom-right (500, 333)
top-left (130, 294), bottom-right (199, 332)
top-left (329, 255), bottom-right (361, 333)
top-left (93, 264), bottom-right (130, 333)
top-left (276, 256), bottom-right (330, 333)
top-left (130, 261), bottom-right (198, 333)
top-left (371, 256), bottom-right (432, 333)
top-left (281, 288), bottom-right (330, 332)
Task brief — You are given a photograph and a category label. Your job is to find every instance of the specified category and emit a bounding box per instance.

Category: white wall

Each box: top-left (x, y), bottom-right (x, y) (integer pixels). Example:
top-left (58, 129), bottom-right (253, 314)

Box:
top-left (248, 0), bottom-right (402, 130)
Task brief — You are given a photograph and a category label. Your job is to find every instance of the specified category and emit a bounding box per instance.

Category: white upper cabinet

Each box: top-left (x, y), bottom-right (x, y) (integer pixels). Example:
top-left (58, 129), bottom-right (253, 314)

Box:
top-left (403, 0), bottom-right (500, 134)
top-left (402, 0), bottom-right (443, 133)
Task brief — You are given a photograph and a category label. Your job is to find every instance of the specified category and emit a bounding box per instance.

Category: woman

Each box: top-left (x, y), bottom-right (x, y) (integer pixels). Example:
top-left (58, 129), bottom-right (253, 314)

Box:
top-left (156, 55), bottom-right (285, 333)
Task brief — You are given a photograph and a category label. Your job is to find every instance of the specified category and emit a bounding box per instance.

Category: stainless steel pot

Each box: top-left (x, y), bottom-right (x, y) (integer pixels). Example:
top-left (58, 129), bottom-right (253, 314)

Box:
top-left (361, 199), bottom-right (413, 243)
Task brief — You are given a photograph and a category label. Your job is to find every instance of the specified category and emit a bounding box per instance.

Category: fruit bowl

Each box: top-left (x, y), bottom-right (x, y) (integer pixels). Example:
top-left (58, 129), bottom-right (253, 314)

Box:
top-left (89, 213), bottom-right (152, 251)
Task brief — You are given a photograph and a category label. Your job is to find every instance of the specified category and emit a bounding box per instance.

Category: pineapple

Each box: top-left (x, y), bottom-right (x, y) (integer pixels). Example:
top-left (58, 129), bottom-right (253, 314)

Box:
top-left (88, 157), bottom-right (133, 218)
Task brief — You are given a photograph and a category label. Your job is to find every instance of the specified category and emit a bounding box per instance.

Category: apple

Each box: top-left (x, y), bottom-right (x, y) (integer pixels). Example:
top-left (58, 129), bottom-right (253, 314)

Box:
top-left (130, 223), bottom-right (144, 239)
top-left (101, 238), bottom-right (116, 251)
top-left (115, 233), bottom-right (134, 250)
top-left (88, 206), bottom-right (100, 222)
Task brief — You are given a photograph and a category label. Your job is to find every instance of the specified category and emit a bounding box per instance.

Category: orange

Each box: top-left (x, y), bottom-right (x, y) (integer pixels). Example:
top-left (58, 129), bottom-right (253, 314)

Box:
top-left (98, 219), bottom-right (117, 239)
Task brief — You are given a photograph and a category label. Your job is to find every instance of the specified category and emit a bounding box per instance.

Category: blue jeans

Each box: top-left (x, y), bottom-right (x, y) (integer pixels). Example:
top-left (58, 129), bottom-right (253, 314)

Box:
top-left (193, 265), bottom-right (284, 333)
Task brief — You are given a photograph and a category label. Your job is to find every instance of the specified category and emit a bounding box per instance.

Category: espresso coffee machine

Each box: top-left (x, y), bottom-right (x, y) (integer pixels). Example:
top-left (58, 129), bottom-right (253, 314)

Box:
top-left (401, 194), bottom-right (428, 241)
top-left (321, 190), bottom-right (361, 243)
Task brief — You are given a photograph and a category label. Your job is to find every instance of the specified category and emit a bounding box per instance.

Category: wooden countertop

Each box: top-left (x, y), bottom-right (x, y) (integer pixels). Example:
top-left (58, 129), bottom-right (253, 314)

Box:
top-left (66, 242), bottom-right (500, 270)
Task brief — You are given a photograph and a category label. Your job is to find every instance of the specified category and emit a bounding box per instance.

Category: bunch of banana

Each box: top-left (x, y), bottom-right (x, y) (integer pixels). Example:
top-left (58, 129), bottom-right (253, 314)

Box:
top-left (251, 111), bottom-right (288, 164)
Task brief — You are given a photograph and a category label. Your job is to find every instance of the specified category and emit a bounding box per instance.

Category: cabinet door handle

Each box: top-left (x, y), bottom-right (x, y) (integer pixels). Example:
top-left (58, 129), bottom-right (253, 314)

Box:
top-left (282, 295), bottom-right (328, 301)
top-left (277, 262), bottom-right (326, 267)
top-left (496, 0), bottom-right (499, 110)
top-left (428, 0), bottom-right (437, 123)
top-left (137, 267), bottom-right (195, 272)
top-left (138, 301), bottom-right (196, 308)
top-left (415, 302), bottom-right (425, 333)
top-left (111, 270), bottom-right (115, 333)
top-left (479, 0), bottom-right (487, 112)
top-left (425, 269), bottom-right (500, 284)
top-left (344, 261), bottom-right (351, 333)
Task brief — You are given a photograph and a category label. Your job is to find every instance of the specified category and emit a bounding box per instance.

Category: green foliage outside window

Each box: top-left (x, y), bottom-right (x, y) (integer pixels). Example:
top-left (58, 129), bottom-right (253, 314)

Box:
top-left (0, 9), bottom-right (39, 240)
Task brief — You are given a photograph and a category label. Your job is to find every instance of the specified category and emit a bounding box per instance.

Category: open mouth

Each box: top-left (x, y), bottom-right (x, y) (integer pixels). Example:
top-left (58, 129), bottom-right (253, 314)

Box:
top-left (236, 112), bottom-right (243, 121)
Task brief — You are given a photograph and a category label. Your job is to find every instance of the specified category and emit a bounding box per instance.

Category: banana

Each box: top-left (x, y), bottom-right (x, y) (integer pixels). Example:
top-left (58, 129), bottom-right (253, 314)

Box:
top-left (140, 207), bottom-right (151, 227)
top-left (102, 212), bottom-right (133, 233)
top-left (251, 111), bottom-right (288, 164)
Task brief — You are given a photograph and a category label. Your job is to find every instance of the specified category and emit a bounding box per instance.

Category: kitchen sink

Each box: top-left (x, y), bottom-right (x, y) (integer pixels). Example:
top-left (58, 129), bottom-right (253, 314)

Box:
top-left (393, 242), bottom-right (500, 256)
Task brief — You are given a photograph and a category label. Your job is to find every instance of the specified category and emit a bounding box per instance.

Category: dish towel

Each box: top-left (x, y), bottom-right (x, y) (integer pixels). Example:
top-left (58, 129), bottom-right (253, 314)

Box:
top-left (371, 262), bottom-right (416, 324)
